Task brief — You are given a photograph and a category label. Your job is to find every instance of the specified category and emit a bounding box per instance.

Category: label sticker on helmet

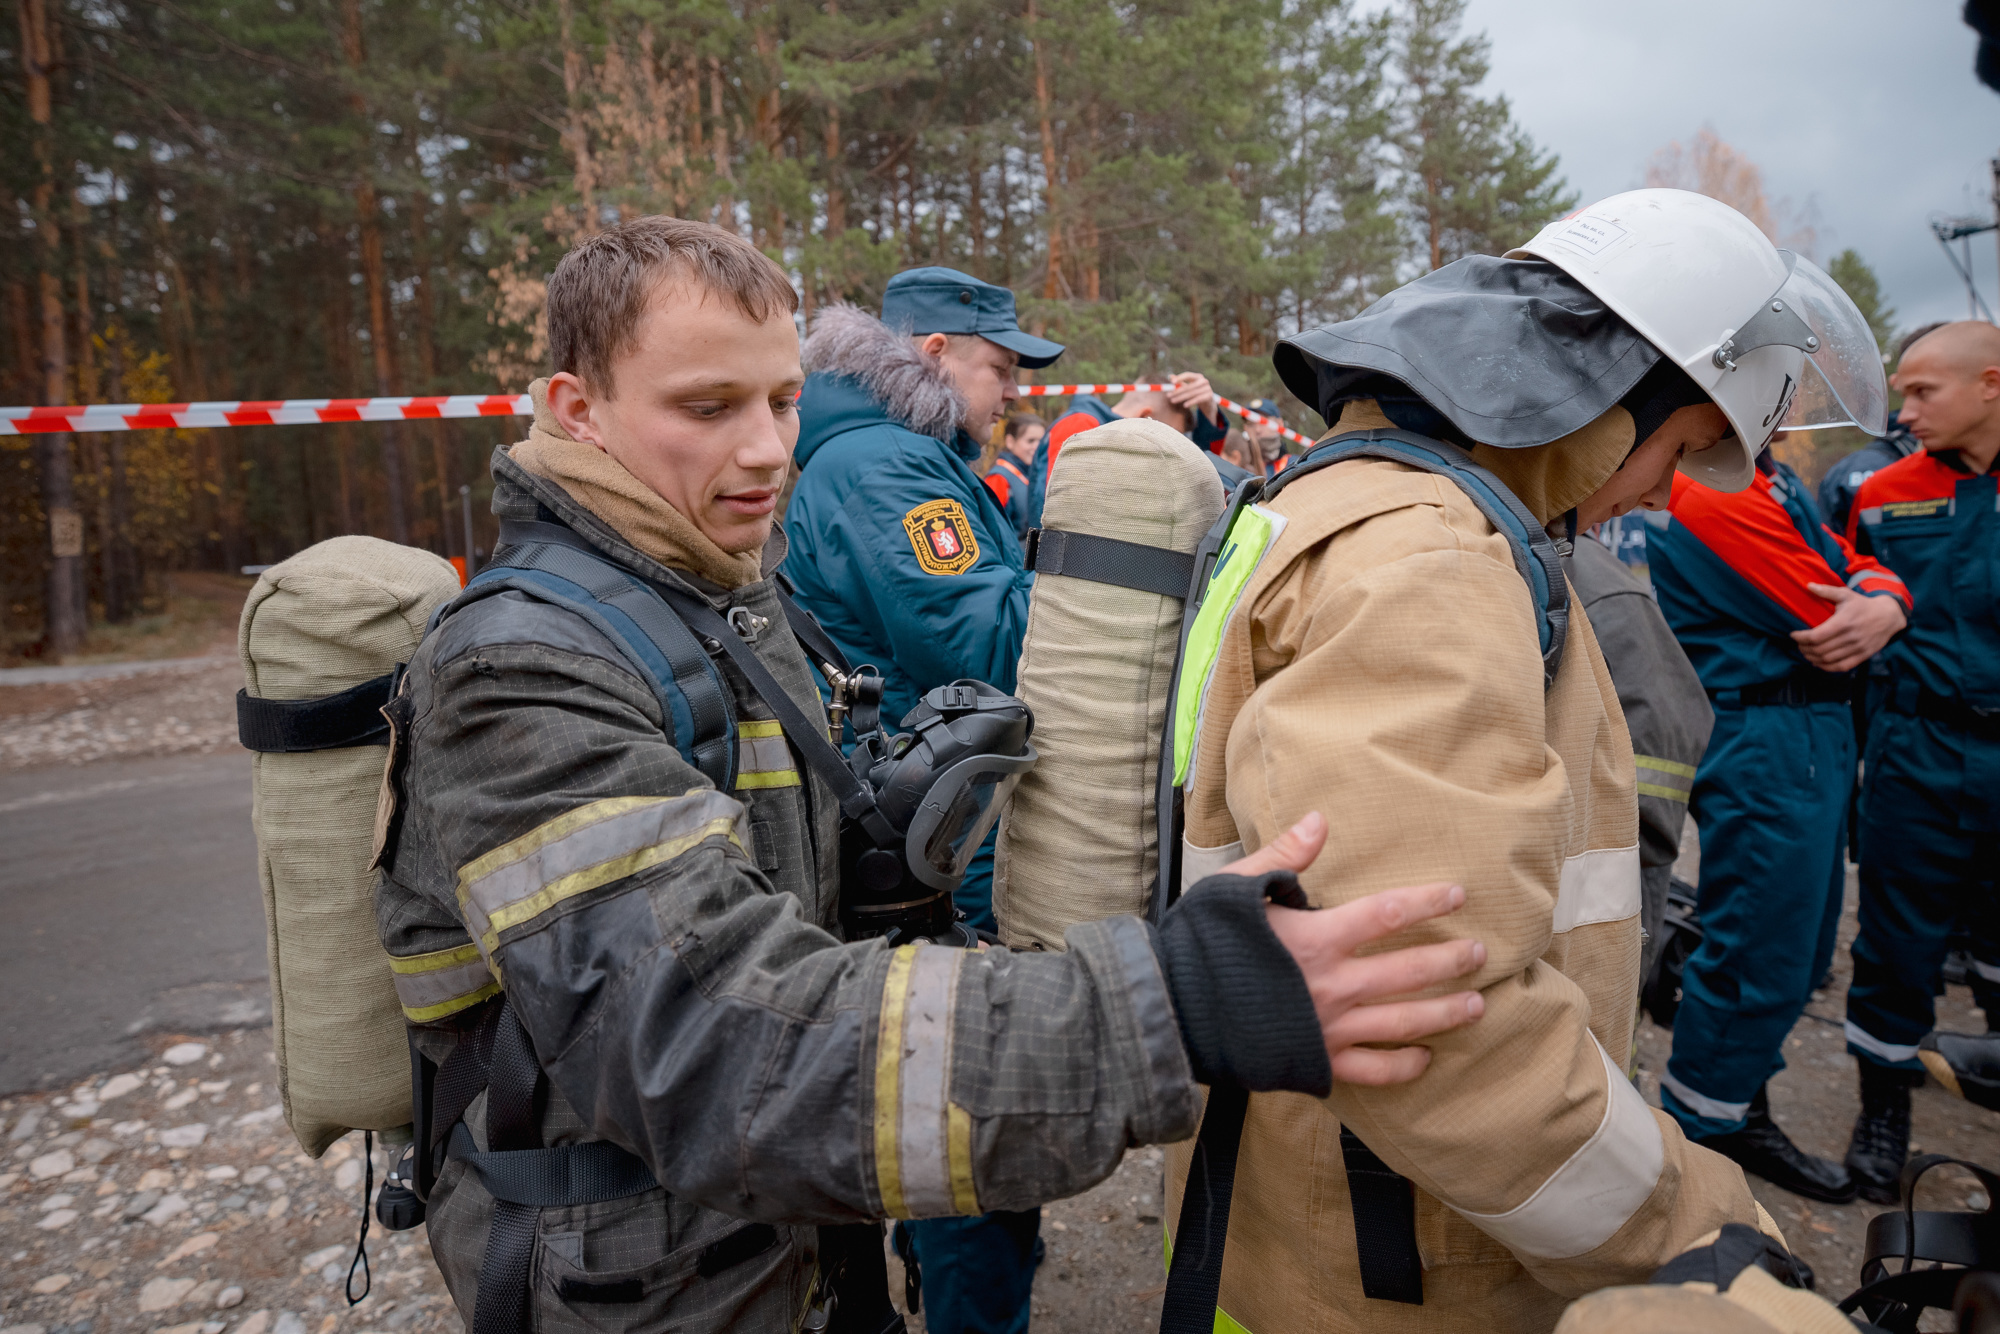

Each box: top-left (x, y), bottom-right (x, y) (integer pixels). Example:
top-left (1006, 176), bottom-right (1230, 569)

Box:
top-left (904, 499), bottom-right (981, 575)
top-left (1548, 215), bottom-right (1629, 257)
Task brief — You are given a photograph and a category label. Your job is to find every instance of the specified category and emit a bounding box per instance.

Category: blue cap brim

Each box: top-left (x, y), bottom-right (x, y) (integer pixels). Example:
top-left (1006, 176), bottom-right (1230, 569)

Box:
top-left (981, 327), bottom-right (1066, 370)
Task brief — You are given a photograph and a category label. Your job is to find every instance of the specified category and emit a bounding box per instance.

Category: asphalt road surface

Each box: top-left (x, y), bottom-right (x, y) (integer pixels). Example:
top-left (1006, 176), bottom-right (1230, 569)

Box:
top-left (0, 751), bottom-right (266, 1094)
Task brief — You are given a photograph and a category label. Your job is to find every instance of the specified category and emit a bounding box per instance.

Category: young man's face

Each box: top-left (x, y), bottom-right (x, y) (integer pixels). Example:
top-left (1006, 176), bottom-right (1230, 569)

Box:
top-left (547, 283), bottom-right (803, 555)
top-left (1893, 342), bottom-right (2000, 455)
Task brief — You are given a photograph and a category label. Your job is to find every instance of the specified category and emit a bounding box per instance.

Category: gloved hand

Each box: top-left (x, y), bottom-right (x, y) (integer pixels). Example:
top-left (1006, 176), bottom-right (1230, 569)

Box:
top-left (1154, 812), bottom-right (1485, 1093)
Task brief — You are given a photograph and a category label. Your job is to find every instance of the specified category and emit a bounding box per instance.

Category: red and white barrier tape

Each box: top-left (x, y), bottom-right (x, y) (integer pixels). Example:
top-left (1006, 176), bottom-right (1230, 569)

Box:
top-left (1017, 384), bottom-right (1312, 446)
top-left (1, 384), bottom-right (1313, 446)
top-left (0, 395), bottom-right (533, 436)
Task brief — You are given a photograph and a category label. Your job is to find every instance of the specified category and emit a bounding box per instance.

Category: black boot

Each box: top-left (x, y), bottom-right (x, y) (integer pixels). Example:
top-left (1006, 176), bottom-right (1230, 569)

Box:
top-left (1846, 1061), bottom-right (1922, 1205)
top-left (1699, 1085), bottom-right (1857, 1204)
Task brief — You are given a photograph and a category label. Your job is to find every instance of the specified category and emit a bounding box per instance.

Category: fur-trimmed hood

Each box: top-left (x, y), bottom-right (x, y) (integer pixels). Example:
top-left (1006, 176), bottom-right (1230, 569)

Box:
top-left (799, 303), bottom-right (966, 443)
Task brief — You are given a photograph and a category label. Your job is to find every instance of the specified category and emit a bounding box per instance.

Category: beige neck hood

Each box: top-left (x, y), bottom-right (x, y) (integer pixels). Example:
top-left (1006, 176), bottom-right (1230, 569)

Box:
top-left (508, 378), bottom-right (763, 590)
top-left (1332, 398), bottom-right (1637, 527)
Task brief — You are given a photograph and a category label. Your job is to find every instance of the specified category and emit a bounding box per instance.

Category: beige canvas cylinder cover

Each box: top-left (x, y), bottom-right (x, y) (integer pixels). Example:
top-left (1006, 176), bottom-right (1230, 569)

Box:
top-left (238, 537), bottom-right (461, 1156)
top-left (994, 418), bottom-right (1226, 951)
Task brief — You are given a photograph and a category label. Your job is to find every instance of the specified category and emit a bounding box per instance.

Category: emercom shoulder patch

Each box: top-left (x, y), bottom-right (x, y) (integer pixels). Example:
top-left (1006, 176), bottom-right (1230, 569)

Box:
top-left (904, 499), bottom-right (980, 575)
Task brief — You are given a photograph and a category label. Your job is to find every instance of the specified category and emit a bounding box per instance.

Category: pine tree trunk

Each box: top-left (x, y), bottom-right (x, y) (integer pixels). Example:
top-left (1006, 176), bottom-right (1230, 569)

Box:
top-left (1027, 0), bottom-right (1064, 299)
top-left (341, 0), bottom-right (409, 545)
top-left (410, 196), bottom-right (455, 555)
top-left (710, 58), bottom-right (735, 227)
top-left (72, 230), bottom-right (122, 621)
top-left (318, 221), bottom-right (359, 535)
top-left (558, 0), bottom-right (596, 231)
top-left (21, 0), bottom-right (85, 655)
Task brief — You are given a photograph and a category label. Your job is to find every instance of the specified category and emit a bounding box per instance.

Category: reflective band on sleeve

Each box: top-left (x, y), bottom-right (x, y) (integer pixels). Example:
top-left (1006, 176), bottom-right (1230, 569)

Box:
top-left (870, 944), bottom-right (978, 1219)
top-left (1633, 755), bottom-right (1695, 804)
top-left (1848, 567), bottom-right (1905, 589)
top-left (387, 942), bottom-right (501, 1022)
top-left (1658, 1069), bottom-right (1751, 1123)
top-left (456, 790), bottom-right (746, 957)
top-left (735, 719), bottom-right (801, 790)
top-left (1973, 958), bottom-right (2000, 984)
top-left (1450, 1039), bottom-right (1665, 1259)
top-left (1636, 782), bottom-right (1692, 801)
top-left (1845, 1019), bottom-right (1921, 1064)
top-left (873, 946), bottom-right (917, 1217)
top-left (895, 945), bottom-right (973, 1218)
top-left (1631, 754), bottom-right (1696, 779)
top-left (1551, 844), bottom-right (1640, 934)
top-left (1173, 505), bottom-right (1287, 787)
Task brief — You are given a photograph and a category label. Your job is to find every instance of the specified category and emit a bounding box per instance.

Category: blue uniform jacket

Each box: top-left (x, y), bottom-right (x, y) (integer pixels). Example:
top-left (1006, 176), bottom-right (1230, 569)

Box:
top-left (983, 452), bottom-right (1034, 544)
top-left (784, 372), bottom-right (1033, 729)
top-left (1646, 461), bottom-right (1910, 691)
top-left (1849, 447), bottom-right (2000, 710)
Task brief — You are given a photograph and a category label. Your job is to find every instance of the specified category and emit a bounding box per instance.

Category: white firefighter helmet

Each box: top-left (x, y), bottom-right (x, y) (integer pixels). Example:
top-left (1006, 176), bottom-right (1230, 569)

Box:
top-left (1508, 188), bottom-right (1888, 492)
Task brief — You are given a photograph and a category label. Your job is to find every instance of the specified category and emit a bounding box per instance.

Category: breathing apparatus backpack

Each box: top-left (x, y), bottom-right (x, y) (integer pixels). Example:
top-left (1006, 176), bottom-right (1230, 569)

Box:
top-left (999, 418), bottom-right (1572, 1328)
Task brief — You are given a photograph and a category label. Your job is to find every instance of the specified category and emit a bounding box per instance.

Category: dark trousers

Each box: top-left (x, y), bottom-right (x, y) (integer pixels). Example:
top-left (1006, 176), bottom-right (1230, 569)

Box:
top-left (894, 1209), bottom-right (1042, 1334)
top-left (1663, 700), bottom-right (1850, 1138)
top-left (1845, 707), bottom-right (2000, 1069)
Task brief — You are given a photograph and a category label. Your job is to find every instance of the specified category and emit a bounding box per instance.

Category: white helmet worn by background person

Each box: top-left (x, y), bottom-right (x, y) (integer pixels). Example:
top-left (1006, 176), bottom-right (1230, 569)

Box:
top-left (1508, 188), bottom-right (1888, 492)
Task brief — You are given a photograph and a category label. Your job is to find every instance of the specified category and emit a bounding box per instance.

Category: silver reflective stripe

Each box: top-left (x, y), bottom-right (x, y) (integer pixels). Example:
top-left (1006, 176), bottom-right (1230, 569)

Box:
top-left (895, 945), bottom-right (969, 1218)
top-left (1659, 1069), bottom-right (1750, 1122)
top-left (1450, 1039), bottom-right (1665, 1260)
top-left (735, 720), bottom-right (800, 790)
top-left (1551, 844), bottom-right (1640, 934)
top-left (1973, 958), bottom-right (2000, 984)
top-left (1848, 567), bottom-right (1905, 590)
top-left (457, 790), bottom-right (747, 956)
top-left (1859, 506), bottom-right (1883, 527)
top-left (1845, 1019), bottom-right (1921, 1064)
top-left (388, 943), bottom-right (499, 1022)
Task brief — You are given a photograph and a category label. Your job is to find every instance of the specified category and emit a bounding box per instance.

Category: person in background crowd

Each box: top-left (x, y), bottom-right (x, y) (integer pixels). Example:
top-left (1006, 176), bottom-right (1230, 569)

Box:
top-left (1569, 529), bottom-right (1713, 995)
top-left (781, 265), bottom-right (1057, 1334)
top-left (1243, 396), bottom-right (1290, 475)
top-left (1841, 320), bottom-right (2000, 1203)
top-left (1644, 435), bottom-right (1910, 1202)
top-left (1818, 323), bottom-right (1944, 531)
top-left (1031, 373), bottom-right (1247, 522)
top-left (982, 412), bottom-right (1042, 543)
top-left (1219, 424), bottom-right (1258, 473)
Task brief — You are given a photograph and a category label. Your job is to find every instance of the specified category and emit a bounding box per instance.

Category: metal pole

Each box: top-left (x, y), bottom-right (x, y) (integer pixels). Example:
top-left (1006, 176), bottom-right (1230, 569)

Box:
top-left (460, 484), bottom-right (476, 576)
top-left (1991, 156), bottom-right (2000, 318)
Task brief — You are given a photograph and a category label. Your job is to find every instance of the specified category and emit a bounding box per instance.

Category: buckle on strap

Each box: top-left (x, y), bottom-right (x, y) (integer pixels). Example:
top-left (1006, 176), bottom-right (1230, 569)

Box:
top-left (447, 1123), bottom-right (658, 1207)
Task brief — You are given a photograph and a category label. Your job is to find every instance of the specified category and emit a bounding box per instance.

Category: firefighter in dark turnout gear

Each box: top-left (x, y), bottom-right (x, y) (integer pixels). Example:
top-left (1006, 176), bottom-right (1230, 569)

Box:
top-left (374, 218), bottom-right (1488, 1333)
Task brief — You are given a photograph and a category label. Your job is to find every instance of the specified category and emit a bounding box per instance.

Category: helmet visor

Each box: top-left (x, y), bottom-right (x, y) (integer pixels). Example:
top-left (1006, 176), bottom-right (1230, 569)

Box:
top-left (1776, 255), bottom-right (1890, 436)
top-left (904, 748), bottom-right (1037, 892)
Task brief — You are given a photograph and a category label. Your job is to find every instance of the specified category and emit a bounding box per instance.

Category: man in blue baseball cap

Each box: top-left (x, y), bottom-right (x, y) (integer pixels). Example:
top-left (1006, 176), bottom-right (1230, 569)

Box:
top-left (783, 270), bottom-right (1062, 1332)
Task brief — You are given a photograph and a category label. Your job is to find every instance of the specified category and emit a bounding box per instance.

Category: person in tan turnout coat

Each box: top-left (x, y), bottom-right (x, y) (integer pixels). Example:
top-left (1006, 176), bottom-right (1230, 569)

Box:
top-left (1162, 190), bottom-right (1885, 1332)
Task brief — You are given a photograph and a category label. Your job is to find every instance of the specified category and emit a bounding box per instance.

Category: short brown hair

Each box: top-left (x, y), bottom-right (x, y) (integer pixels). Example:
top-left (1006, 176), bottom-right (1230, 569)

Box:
top-left (1004, 411), bottom-right (1045, 439)
top-left (547, 216), bottom-right (799, 393)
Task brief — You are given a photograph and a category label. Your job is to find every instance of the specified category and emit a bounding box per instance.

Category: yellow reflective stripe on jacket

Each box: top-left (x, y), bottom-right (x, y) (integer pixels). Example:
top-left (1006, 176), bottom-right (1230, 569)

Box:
top-left (735, 718), bottom-right (801, 791)
top-left (456, 790), bottom-right (746, 957)
top-left (387, 941), bottom-right (500, 1022)
top-left (872, 944), bottom-right (978, 1219)
top-left (1633, 753), bottom-right (1696, 803)
top-left (1173, 504), bottom-right (1288, 786)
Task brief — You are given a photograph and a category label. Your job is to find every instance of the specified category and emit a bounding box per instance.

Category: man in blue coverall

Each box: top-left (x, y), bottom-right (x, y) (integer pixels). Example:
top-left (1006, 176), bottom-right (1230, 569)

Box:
top-left (782, 266), bottom-right (1062, 1334)
top-left (1819, 325), bottom-right (1942, 532)
top-left (1646, 445), bottom-right (1909, 1202)
top-left (1841, 321), bottom-right (2000, 1203)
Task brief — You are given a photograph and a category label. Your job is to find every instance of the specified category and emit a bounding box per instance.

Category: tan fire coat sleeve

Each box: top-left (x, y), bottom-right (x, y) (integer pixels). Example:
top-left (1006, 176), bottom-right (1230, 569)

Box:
top-left (1185, 471), bottom-right (1759, 1298)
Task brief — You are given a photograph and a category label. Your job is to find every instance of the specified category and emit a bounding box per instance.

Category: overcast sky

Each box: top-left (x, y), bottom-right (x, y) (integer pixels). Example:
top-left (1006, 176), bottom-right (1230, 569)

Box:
top-left (1459, 0), bottom-right (2000, 333)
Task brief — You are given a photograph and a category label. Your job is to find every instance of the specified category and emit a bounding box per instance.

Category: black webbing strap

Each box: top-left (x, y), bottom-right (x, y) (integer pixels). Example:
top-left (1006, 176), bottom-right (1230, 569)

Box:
top-left (773, 582), bottom-right (854, 677)
top-left (1160, 1083), bottom-right (1248, 1334)
top-left (448, 1124), bottom-right (659, 1206)
top-left (471, 1003), bottom-right (544, 1334)
top-left (1026, 528), bottom-right (1197, 600)
top-left (1340, 1127), bottom-right (1424, 1304)
top-left (649, 583), bottom-right (902, 850)
top-left (235, 674), bottom-right (395, 752)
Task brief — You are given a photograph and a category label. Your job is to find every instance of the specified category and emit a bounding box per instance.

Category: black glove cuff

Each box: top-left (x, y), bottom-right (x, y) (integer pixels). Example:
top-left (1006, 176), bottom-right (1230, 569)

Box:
top-left (1150, 869), bottom-right (1332, 1097)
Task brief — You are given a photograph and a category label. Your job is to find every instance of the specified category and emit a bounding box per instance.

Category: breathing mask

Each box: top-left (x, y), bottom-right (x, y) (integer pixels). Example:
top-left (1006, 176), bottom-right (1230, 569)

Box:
top-left (839, 680), bottom-right (1037, 948)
